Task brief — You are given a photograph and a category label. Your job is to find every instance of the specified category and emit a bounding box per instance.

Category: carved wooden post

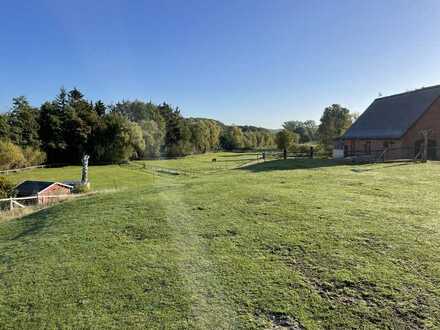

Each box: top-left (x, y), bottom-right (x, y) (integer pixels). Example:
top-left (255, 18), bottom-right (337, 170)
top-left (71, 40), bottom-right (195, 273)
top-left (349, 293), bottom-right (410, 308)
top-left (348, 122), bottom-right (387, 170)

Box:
top-left (81, 155), bottom-right (90, 184)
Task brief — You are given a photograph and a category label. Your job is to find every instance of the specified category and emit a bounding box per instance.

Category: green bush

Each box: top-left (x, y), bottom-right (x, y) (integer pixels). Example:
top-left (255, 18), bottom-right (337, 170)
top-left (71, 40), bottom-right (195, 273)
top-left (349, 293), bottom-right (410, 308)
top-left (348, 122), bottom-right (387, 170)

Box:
top-left (289, 143), bottom-right (314, 154)
top-left (0, 140), bottom-right (46, 170)
top-left (315, 143), bottom-right (330, 157)
top-left (0, 140), bottom-right (26, 170)
top-left (0, 176), bottom-right (15, 198)
top-left (22, 147), bottom-right (47, 166)
top-left (73, 183), bottom-right (91, 194)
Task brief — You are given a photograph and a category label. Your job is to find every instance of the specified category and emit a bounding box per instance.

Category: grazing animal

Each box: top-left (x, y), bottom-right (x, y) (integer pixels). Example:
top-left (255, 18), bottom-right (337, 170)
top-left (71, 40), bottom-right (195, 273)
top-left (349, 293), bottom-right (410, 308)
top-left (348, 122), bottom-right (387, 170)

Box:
top-left (212, 158), bottom-right (217, 162)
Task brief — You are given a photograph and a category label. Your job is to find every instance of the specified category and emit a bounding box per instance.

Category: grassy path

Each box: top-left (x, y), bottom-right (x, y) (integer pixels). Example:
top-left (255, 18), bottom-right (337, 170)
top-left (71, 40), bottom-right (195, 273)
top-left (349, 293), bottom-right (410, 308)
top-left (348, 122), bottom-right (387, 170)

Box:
top-left (159, 186), bottom-right (237, 328)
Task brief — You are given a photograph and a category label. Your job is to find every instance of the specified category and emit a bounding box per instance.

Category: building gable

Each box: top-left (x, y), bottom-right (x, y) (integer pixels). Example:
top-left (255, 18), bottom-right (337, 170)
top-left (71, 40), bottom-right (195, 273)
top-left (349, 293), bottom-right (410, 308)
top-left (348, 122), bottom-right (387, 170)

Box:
top-left (343, 85), bottom-right (440, 140)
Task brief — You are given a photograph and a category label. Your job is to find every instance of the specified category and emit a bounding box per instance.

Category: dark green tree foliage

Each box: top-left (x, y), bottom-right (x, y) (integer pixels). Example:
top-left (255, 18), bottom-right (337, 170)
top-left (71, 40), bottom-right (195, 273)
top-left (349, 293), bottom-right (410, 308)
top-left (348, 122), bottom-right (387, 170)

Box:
top-left (318, 104), bottom-right (352, 153)
top-left (275, 129), bottom-right (298, 159)
top-left (219, 126), bottom-right (244, 150)
top-left (38, 88), bottom-right (140, 163)
top-left (39, 101), bottom-right (67, 162)
top-left (0, 114), bottom-right (10, 139)
top-left (68, 88), bottom-right (84, 102)
top-left (55, 87), bottom-right (68, 111)
top-left (283, 120), bottom-right (318, 143)
top-left (157, 103), bottom-right (192, 156)
top-left (94, 100), bottom-right (106, 117)
top-left (7, 96), bottom-right (40, 147)
top-left (220, 126), bottom-right (275, 150)
top-left (95, 113), bottom-right (145, 162)
top-left (112, 100), bottom-right (159, 122)
top-left (160, 103), bottom-right (181, 146)
top-left (39, 88), bottom-right (74, 162)
top-left (1, 86), bottom-right (290, 165)
top-left (63, 89), bottom-right (101, 162)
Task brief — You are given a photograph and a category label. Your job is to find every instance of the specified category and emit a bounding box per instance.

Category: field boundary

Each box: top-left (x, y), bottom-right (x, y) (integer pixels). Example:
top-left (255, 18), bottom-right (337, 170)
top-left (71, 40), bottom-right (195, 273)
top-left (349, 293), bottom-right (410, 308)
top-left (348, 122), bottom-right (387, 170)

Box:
top-left (0, 193), bottom-right (94, 211)
top-left (0, 165), bottom-right (47, 175)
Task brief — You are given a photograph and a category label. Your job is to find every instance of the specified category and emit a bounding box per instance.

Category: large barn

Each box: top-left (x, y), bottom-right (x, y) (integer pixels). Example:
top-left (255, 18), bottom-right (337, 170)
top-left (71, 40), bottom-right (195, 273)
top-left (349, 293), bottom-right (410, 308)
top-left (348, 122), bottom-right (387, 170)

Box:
top-left (340, 85), bottom-right (440, 160)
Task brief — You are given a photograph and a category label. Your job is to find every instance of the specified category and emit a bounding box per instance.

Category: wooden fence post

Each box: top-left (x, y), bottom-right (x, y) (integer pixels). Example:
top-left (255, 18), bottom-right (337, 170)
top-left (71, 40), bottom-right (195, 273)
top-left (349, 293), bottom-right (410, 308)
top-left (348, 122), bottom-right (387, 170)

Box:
top-left (9, 197), bottom-right (13, 211)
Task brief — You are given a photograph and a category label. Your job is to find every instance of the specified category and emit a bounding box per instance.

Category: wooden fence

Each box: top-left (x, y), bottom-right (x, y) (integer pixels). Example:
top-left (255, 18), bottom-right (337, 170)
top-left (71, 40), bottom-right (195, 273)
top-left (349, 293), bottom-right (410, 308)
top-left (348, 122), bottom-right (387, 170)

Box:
top-left (0, 165), bottom-right (47, 175)
top-left (0, 194), bottom-right (83, 211)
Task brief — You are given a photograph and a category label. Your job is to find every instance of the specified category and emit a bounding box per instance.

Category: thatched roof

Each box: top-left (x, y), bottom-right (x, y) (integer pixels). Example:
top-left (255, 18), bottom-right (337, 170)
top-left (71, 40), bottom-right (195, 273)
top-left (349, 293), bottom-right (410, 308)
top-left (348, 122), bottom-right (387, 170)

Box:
top-left (343, 85), bottom-right (440, 139)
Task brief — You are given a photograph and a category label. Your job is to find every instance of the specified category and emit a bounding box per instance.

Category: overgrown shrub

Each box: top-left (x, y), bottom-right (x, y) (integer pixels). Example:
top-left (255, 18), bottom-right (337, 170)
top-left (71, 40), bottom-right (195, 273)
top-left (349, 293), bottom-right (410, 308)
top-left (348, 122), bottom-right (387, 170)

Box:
top-left (314, 144), bottom-right (330, 157)
top-left (22, 147), bottom-right (47, 166)
top-left (0, 176), bottom-right (15, 198)
top-left (73, 183), bottom-right (91, 194)
top-left (0, 140), bottom-right (46, 170)
top-left (289, 144), bottom-right (315, 154)
top-left (0, 140), bottom-right (26, 170)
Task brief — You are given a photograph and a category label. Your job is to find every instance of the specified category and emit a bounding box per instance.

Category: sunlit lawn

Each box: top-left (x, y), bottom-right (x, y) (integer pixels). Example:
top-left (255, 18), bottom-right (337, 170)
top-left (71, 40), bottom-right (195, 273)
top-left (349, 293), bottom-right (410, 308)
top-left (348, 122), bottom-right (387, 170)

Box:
top-left (1, 153), bottom-right (440, 328)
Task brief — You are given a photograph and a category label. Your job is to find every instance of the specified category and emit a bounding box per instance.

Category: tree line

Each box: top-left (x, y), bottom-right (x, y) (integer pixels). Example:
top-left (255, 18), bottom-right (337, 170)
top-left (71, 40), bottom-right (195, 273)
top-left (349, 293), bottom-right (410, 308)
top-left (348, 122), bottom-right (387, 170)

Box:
top-left (0, 87), bottom-right (356, 169)
top-left (0, 88), bottom-right (277, 168)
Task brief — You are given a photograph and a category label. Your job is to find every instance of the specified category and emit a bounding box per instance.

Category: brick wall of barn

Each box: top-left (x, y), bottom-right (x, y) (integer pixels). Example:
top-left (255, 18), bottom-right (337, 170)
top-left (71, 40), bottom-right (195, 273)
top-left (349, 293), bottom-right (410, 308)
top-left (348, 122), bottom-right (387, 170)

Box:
top-left (343, 139), bottom-right (403, 158)
top-left (402, 97), bottom-right (440, 159)
top-left (37, 184), bottom-right (71, 205)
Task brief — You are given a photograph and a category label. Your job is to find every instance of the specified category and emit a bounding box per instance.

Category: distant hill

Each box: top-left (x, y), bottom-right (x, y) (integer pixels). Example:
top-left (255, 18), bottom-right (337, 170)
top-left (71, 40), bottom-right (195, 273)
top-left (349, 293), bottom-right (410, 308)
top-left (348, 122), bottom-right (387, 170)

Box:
top-left (186, 118), bottom-right (276, 133)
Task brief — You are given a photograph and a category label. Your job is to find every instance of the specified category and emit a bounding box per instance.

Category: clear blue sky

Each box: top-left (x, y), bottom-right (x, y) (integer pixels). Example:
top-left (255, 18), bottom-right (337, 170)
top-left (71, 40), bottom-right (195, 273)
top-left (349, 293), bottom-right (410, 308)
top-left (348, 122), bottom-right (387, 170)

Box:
top-left (1, 0), bottom-right (440, 128)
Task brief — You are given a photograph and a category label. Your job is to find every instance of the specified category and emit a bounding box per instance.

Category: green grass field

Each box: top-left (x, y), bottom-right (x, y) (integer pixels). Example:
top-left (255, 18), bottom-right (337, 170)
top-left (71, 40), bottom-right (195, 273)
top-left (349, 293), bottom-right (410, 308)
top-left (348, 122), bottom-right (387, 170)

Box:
top-left (1, 153), bottom-right (440, 329)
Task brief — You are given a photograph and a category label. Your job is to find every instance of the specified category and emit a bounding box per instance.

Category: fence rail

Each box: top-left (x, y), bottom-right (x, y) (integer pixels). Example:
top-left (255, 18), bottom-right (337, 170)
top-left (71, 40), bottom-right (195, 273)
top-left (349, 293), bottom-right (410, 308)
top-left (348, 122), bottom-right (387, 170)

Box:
top-left (0, 193), bottom-right (87, 211)
top-left (343, 145), bottom-right (440, 162)
top-left (0, 165), bottom-right (47, 175)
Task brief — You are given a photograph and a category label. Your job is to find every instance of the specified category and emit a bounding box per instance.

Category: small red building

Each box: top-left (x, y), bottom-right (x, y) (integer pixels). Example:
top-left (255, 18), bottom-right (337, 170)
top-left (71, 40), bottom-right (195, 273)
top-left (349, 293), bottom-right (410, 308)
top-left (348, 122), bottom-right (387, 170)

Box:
top-left (340, 85), bottom-right (440, 160)
top-left (14, 181), bottom-right (73, 205)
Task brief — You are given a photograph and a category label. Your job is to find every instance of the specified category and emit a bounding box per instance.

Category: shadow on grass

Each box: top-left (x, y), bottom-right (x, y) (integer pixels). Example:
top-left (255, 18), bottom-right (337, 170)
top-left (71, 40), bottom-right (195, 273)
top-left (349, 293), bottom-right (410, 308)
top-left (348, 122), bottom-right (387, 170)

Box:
top-left (10, 208), bottom-right (54, 240)
top-left (241, 158), bottom-right (417, 173)
top-left (350, 163), bottom-right (412, 172)
top-left (8, 199), bottom-right (78, 241)
top-left (218, 153), bottom-right (258, 158)
top-left (239, 158), bottom-right (341, 172)
top-left (215, 158), bottom-right (259, 163)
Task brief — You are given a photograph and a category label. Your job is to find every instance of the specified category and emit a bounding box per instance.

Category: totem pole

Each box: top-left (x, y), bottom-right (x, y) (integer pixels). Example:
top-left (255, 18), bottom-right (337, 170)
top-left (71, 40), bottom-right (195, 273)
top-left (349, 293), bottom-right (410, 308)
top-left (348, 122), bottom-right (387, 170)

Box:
top-left (81, 154), bottom-right (90, 185)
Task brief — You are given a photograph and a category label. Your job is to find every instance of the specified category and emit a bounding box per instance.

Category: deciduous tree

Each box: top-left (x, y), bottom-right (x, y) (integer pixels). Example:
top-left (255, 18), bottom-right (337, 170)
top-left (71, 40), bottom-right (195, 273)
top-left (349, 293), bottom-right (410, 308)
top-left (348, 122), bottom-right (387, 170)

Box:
top-left (318, 104), bottom-right (352, 153)
top-left (275, 129), bottom-right (298, 159)
top-left (283, 120), bottom-right (318, 143)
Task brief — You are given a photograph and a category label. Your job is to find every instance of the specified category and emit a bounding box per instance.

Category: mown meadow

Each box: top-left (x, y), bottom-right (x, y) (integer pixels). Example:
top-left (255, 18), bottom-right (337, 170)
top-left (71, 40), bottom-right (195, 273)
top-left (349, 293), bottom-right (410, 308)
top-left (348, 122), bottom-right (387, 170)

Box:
top-left (0, 153), bottom-right (439, 329)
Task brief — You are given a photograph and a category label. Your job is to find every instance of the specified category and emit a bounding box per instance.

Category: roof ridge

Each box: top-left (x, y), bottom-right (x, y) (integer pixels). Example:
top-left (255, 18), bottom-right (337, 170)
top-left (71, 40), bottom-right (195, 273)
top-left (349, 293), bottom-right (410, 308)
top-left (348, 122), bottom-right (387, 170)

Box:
top-left (375, 84), bottom-right (440, 101)
top-left (19, 180), bottom-right (54, 183)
